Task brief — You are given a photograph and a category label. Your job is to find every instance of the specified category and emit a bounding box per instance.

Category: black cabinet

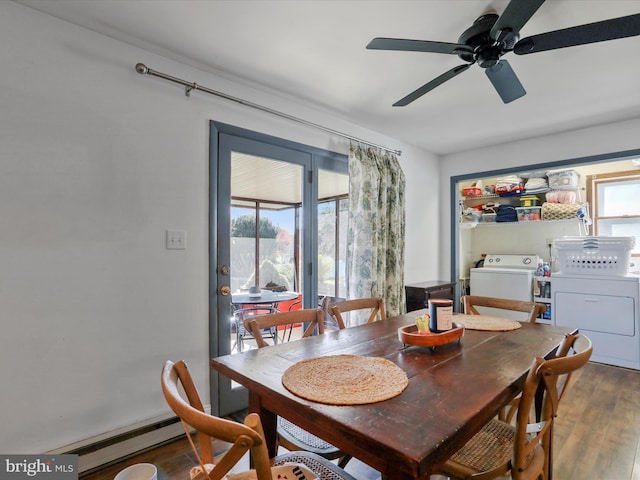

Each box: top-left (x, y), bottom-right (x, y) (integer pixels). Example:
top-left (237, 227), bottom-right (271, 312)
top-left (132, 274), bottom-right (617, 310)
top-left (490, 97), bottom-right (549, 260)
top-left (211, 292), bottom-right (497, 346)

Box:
top-left (405, 280), bottom-right (456, 313)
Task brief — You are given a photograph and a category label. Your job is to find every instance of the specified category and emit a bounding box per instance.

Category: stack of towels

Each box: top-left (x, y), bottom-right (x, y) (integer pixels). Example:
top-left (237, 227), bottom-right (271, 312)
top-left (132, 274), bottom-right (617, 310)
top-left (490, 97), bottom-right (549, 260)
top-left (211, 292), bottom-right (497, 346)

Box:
top-left (524, 177), bottom-right (548, 193)
top-left (495, 175), bottom-right (524, 194)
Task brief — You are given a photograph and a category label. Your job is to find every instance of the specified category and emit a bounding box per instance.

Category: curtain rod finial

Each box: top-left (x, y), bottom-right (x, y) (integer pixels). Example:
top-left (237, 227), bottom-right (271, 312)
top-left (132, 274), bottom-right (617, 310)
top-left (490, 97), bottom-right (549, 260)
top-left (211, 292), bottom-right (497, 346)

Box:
top-left (135, 63), bottom-right (148, 75)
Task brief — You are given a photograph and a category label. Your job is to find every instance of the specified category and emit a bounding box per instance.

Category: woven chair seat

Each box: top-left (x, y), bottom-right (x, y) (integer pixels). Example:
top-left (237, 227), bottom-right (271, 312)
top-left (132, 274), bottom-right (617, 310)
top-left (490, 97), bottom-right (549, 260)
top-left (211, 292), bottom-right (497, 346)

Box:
top-left (274, 452), bottom-right (357, 480)
top-left (441, 334), bottom-right (593, 480)
top-left (278, 417), bottom-right (341, 456)
top-left (450, 419), bottom-right (515, 472)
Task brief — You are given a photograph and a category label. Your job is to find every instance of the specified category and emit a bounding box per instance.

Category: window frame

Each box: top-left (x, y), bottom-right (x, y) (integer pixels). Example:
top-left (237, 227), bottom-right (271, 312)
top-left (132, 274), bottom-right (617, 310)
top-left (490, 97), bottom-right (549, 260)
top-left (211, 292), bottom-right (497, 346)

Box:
top-left (586, 169), bottom-right (640, 257)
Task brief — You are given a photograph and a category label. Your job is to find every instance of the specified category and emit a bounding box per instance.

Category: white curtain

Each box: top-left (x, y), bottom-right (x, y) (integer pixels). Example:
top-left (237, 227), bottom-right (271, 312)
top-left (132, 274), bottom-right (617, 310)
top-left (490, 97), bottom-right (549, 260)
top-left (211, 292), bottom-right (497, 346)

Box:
top-left (347, 145), bottom-right (406, 317)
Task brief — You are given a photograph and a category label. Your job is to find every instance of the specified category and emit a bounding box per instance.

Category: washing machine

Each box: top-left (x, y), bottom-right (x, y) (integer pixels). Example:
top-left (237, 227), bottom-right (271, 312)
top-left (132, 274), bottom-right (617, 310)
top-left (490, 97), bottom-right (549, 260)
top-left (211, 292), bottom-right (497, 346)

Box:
top-left (470, 254), bottom-right (542, 322)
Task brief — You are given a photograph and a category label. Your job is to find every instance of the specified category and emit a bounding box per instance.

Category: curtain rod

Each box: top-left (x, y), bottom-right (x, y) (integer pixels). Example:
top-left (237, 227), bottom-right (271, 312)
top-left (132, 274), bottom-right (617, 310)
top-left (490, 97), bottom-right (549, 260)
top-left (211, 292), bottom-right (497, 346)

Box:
top-left (135, 63), bottom-right (401, 156)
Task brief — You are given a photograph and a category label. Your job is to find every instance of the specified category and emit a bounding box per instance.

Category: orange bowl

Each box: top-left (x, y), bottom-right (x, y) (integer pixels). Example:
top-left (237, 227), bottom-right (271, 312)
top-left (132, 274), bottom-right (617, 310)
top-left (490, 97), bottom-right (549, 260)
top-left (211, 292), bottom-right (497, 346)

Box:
top-left (398, 322), bottom-right (464, 348)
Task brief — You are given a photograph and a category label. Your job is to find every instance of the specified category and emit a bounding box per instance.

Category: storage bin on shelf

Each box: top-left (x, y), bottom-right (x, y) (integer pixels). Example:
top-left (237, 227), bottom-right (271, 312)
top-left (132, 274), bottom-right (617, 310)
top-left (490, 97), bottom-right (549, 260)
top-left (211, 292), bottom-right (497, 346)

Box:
top-left (482, 213), bottom-right (496, 222)
top-left (519, 196), bottom-right (540, 207)
top-left (460, 210), bottom-right (482, 223)
top-left (545, 190), bottom-right (577, 204)
top-left (516, 206), bottom-right (541, 221)
top-left (462, 187), bottom-right (482, 197)
top-left (553, 236), bottom-right (635, 276)
top-left (547, 169), bottom-right (579, 189)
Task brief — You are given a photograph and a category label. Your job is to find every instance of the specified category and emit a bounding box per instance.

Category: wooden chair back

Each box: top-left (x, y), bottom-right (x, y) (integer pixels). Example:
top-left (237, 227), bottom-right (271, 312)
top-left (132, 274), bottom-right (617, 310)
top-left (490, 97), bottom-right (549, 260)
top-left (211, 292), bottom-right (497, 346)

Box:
top-left (461, 294), bottom-right (547, 323)
top-left (160, 360), bottom-right (273, 480)
top-left (513, 333), bottom-right (593, 479)
top-left (440, 333), bottom-right (592, 480)
top-left (328, 297), bottom-right (386, 329)
top-left (244, 308), bottom-right (325, 348)
top-left (233, 306), bottom-right (279, 352)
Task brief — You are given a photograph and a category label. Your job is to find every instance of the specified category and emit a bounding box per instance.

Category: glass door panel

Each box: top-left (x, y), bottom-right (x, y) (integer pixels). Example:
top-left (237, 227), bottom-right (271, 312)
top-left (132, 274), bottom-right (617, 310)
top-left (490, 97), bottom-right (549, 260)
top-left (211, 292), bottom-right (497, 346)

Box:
top-left (230, 154), bottom-right (303, 356)
top-left (210, 123), bottom-right (348, 416)
top-left (317, 169), bottom-right (349, 307)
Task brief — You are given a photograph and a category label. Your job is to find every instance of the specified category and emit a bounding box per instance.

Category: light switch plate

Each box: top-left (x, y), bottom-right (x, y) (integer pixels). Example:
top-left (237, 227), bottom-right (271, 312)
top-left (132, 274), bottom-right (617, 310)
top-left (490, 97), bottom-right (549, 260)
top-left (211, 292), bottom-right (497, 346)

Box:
top-left (166, 230), bottom-right (186, 250)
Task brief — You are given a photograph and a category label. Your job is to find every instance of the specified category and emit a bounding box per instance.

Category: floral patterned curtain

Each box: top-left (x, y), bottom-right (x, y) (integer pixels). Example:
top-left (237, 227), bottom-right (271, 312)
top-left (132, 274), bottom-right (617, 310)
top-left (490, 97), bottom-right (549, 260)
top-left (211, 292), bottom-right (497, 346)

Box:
top-left (347, 144), bottom-right (406, 317)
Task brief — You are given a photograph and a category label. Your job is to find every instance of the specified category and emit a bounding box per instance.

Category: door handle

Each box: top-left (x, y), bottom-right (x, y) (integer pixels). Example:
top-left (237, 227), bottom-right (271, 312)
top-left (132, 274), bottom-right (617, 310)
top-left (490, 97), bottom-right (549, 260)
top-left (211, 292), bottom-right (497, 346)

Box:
top-left (220, 285), bottom-right (231, 296)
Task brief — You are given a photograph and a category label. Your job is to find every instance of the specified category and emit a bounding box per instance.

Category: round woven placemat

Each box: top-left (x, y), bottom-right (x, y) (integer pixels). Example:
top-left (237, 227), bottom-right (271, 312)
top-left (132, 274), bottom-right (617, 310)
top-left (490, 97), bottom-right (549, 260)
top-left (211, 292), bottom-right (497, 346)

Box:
top-left (456, 314), bottom-right (522, 331)
top-left (282, 354), bottom-right (408, 405)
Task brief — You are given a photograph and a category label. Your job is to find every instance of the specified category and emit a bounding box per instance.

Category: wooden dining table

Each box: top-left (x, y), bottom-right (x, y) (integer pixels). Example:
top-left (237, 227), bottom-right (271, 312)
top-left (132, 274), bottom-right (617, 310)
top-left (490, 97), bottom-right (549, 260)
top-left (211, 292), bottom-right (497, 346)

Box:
top-left (211, 309), bottom-right (577, 479)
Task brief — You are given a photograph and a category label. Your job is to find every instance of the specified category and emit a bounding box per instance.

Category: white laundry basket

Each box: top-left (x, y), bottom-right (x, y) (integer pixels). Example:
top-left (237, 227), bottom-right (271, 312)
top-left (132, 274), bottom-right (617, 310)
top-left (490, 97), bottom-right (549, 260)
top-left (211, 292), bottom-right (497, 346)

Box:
top-left (554, 236), bottom-right (635, 276)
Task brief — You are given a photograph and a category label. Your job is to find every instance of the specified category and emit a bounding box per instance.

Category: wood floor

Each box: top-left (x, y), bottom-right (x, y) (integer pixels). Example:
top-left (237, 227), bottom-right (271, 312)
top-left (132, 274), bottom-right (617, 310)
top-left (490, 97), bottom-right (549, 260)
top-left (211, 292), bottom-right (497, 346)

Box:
top-left (81, 361), bottom-right (639, 480)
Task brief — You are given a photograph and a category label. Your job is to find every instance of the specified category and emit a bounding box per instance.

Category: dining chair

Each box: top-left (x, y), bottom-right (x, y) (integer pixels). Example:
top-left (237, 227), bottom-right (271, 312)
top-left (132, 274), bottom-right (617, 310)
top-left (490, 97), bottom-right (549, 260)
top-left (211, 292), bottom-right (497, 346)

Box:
top-left (529, 333), bottom-right (594, 480)
top-left (280, 295), bottom-right (340, 341)
top-left (244, 308), bottom-right (352, 468)
top-left (461, 295), bottom-right (548, 323)
top-left (243, 308), bottom-right (325, 347)
top-left (161, 360), bottom-right (357, 480)
top-left (233, 306), bottom-right (279, 352)
top-left (498, 332), bottom-right (588, 425)
top-left (328, 297), bottom-right (386, 329)
top-left (437, 333), bottom-right (592, 480)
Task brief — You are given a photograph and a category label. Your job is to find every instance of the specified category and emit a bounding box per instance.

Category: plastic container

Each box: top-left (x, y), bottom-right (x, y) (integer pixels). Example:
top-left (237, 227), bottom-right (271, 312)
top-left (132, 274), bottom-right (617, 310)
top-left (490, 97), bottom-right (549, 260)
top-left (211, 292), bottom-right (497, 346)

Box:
top-left (553, 236), bottom-right (635, 276)
top-left (115, 464), bottom-right (157, 480)
top-left (462, 187), bottom-right (482, 197)
top-left (547, 169), bottom-right (579, 189)
top-left (545, 190), bottom-right (577, 204)
top-left (516, 207), bottom-right (542, 221)
top-left (519, 196), bottom-right (540, 207)
top-left (482, 213), bottom-right (496, 223)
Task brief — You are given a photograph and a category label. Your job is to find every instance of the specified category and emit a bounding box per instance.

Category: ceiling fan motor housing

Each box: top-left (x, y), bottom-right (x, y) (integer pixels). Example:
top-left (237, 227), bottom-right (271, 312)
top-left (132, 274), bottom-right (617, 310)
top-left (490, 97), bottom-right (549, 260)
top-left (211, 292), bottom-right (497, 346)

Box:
top-left (457, 13), bottom-right (519, 68)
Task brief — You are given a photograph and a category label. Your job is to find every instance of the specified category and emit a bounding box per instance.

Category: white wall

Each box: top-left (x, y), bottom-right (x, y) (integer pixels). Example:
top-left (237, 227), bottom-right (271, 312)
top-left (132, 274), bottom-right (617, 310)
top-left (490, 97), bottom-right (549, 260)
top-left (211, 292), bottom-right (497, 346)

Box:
top-left (440, 119), bottom-right (640, 279)
top-left (0, 2), bottom-right (439, 453)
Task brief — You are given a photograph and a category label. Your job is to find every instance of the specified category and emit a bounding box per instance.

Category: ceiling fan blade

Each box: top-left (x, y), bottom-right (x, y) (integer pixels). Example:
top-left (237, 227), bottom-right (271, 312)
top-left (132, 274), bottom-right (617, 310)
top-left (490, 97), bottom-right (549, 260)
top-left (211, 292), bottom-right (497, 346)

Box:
top-left (367, 37), bottom-right (473, 55)
top-left (485, 60), bottom-right (526, 104)
top-left (490, 0), bottom-right (545, 42)
top-left (393, 64), bottom-right (471, 107)
top-left (514, 13), bottom-right (640, 55)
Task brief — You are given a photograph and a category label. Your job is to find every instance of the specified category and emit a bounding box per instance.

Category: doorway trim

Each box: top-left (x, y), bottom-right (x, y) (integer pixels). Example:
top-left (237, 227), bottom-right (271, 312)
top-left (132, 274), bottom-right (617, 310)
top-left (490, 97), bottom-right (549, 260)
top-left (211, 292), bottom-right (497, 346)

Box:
top-left (209, 120), bottom-right (347, 415)
top-left (450, 148), bottom-right (640, 304)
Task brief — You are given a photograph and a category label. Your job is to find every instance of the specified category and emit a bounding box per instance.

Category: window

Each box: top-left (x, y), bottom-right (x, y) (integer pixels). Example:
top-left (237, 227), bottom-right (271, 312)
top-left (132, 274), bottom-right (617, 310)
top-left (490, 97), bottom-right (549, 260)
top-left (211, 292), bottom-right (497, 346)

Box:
top-left (587, 169), bottom-right (640, 256)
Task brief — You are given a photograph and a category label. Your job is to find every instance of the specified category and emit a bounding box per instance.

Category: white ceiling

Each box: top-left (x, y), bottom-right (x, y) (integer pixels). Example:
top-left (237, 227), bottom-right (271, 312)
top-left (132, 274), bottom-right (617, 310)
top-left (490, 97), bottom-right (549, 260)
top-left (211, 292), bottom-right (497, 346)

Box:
top-left (232, 153), bottom-right (349, 208)
top-left (16, 0), bottom-right (640, 155)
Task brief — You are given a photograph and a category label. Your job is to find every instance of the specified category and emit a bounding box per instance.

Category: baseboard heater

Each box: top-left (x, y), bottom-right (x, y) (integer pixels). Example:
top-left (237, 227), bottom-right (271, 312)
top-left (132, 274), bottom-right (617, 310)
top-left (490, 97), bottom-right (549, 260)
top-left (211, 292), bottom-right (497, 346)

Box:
top-left (47, 408), bottom-right (208, 475)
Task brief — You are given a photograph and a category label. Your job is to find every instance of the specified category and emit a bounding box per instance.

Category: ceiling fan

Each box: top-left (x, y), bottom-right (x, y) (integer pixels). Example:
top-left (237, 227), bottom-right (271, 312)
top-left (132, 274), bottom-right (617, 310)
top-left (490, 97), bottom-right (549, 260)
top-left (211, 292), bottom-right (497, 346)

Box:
top-left (366, 0), bottom-right (640, 106)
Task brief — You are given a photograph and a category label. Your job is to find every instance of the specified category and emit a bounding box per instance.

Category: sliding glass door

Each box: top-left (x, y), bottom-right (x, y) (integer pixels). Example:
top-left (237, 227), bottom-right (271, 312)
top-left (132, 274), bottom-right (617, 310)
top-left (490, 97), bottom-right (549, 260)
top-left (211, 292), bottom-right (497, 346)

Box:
top-left (209, 122), bottom-right (347, 416)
